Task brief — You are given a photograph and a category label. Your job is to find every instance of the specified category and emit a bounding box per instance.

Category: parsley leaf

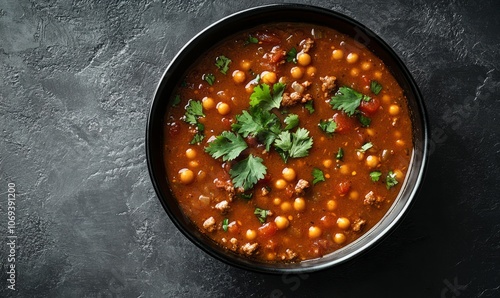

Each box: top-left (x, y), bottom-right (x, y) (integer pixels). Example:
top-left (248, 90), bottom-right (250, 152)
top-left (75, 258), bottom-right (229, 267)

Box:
top-left (286, 47), bottom-right (297, 63)
top-left (330, 86), bottom-right (371, 116)
top-left (336, 147), bottom-right (344, 160)
top-left (386, 171), bottom-right (398, 189)
top-left (284, 114), bottom-right (299, 130)
top-left (250, 83), bottom-right (286, 111)
top-left (215, 55), bottom-right (231, 75)
top-left (358, 142), bottom-right (373, 152)
top-left (370, 171), bottom-right (382, 182)
top-left (232, 107), bottom-right (281, 151)
top-left (305, 101), bottom-right (315, 114)
top-left (222, 218), bottom-right (229, 231)
top-left (205, 131), bottom-right (248, 161)
top-left (254, 208), bottom-right (269, 223)
top-left (312, 168), bottom-right (326, 185)
top-left (370, 80), bottom-right (383, 95)
top-left (274, 128), bottom-right (313, 163)
top-left (358, 114), bottom-right (371, 127)
top-left (203, 73), bottom-right (215, 85)
top-left (183, 100), bottom-right (204, 125)
top-left (319, 119), bottom-right (337, 135)
top-left (229, 155), bottom-right (267, 191)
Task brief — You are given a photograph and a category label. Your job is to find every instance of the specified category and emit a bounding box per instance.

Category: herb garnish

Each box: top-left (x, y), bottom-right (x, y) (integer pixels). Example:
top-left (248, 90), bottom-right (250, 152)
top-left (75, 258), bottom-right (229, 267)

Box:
top-left (203, 73), bottom-right (215, 85)
top-left (386, 171), bottom-right (398, 189)
top-left (205, 131), bottom-right (248, 161)
top-left (284, 114), bottom-right (299, 130)
top-left (274, 128), bottom-right (313, 163)
top-left (330, 86), bottom-right (371, 116)
top-left (250, 83), bottom-right (286, 111)
top-left (183, 100), bottom-right (205, 144)
top-left (254, 208), bottom-right (269, 223)
top-left (336, 147), bottom-right (344, 160)
top-left (215, 55), bottom-right (231, 75)
top-left (245, 35), bottom-right (259, 45)
top-left (370, 80), bottom-right (383, 95)
top-left (358, 142), bottom-right (373, 152)
top-left (370, 171), bottom-right (382, 182)
top-left (229, 155), bottom-right (267, 191)
top-left (172, 94), bottom-right (181, 107)
top-left (312, 168), bottom-right (326, 185)
top-left (318, 119), bottom-right (337, 135)
top-left (358, 114), bottom-right (372, 127)
top-left (232, 107), bottom-right (281, 151)
top-left (222, 218), bottom-right (229, 231)
top-left (305, 101), bottom-right (315, 114)
top-left (286, 47), bottom-right (298, 63)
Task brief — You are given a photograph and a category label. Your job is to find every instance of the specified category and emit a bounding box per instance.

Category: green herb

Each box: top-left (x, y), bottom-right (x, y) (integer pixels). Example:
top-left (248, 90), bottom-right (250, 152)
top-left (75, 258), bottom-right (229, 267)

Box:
top-left (250, 83), bottom-right (286, 111)
top-left (386, 171), bottom-right (398, 189)
top-left (370, 171), bottom-right (382, 182)
top-left (318, 119), bottom-right (337, 135)
top-left (305, 101), bottom-right (315, 114)
top-left (336, 147), bottom-right (344, 160)
top-left (284, 114), bottom-right (299, 130)
top-left (232, 107), bottom-right (281, 151)
top-left (222, 218), bottom-right (229, 231)
top-left (203, 73), bottom-right (215, 85)
top-left (274, 128), bottom-right (313, 163)
top-left (183, 100), bottom-right (204, 125)
top-left (229, 155), bottom-right (267, 191)
top-left (330, 86), bottom-right (371, 116)
top-left (286, 47), bottom-right (297, 63)
top-left (215, 55), bottom-right (231, 75)
top-left (358, 142), bottom-right (373, 152)
top-left (190, 132), bottom-right (204, 144)
top-left (370, 80), bottom-right (383, 95)
top-left (245, 35), bottom-right (259, 45)
top-left (254, 208), bottom-right (269, 223)
top-left (238, 192), bottom-right (253, 200)
top-left (205, 131), bottom-right (248, 161)
top-left (312, 168), bottom-right (326, 185)
top-left (172, 94), bottom-right (181, 107)
top-left (358, 114), bottom-right (371, 127)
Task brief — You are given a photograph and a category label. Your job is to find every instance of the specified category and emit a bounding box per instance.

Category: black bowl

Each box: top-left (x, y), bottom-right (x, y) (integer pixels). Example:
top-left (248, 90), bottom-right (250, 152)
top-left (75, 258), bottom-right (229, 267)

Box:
top-left (146, 3), bottom-right (428, 274)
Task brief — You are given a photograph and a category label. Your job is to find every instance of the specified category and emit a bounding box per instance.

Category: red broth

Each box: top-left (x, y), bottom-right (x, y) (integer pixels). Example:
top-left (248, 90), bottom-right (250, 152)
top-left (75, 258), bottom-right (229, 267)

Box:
top-left (163, 23), bottom-right (412, 262)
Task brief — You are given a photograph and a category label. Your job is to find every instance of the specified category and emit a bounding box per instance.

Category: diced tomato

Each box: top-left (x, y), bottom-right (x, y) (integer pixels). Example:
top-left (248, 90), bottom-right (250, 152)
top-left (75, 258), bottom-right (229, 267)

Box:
top-left (227, 221), bottom-right (239, 234)
top-left (337, 180), bottom-right (351, 195)
top-left (359, 98), bottom-right (381, 115)
top-left (258, 222), bottom-right (278, 238)
top-left (320, 214), bottom-right (336, 228)
top-left (333, 112), bottom-right (356, 134)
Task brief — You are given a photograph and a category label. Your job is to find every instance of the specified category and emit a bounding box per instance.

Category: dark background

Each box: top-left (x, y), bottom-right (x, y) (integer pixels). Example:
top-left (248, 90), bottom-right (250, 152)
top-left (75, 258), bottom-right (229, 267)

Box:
top-left (0, 0), bottom-right (498, 297)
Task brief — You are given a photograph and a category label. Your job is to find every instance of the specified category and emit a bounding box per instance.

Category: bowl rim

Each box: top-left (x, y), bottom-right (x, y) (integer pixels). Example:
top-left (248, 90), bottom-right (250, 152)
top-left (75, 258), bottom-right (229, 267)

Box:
top-left (146, 3), bottom-right (429, 274)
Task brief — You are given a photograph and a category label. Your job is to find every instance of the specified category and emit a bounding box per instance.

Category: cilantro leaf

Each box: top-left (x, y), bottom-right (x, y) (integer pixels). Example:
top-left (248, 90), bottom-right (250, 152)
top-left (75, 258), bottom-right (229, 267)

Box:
top-left (172, 94), bottom-right (181, 107)
top-left (215, 55), bottom-right (231, 75)
top-left (330, 86), bottom-right (370, 116)
top-left (286, 47), bottom-right (297, 63)
top-left (232, 107), bottom-right (281, 151)
top-left (222, 218), bottom-right (229, 231)
top-left (245, 35), bottom-right (259, 45)
top-left (229, 155), bottom-right (267, 191)
top-left (183, 100), bottom-right (204, 125)
top-left (336, 147), bottom-right (344, 160)
top-left (312, 168), bottom-right (326, 185)
top-left (254, 208), bottom-right (269, 223)
top-left (305, 100), bottom-right (315, 114)
top-left (205, 131), bottom-right (248, 161)
top-left (370, 80), bottom-right (383, 95)
top-left (370, 171), bottom-right (382, 182)
top-left (358, 114), bottom-right (371, 127)
top-left (319, 119), bottom-right (337, 135)
top-left (203, 73), bottom-right (215, 85)
top-left (284, 114), bottom-right (299, 130)
top-left (190, 132), bottom-right (204, 144)
top-left (386, 171), bottom-right (399, 189)
top-left (274, 128), bottom-right (313, 163)
top-left (358, 142), bottom-right (373, 152)
top-left (250, 83), bottom-right (286, 111)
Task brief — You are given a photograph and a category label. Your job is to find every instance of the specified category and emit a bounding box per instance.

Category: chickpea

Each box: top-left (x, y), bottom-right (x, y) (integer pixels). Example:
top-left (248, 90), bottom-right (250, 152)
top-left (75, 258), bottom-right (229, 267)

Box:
top-left (308, 226), bottom-right (322, 239)
top-left (297, 52), bottom-right (311, 66)
top-left (246, 229), bottom-right (257, 240)
top-left (202, 96), bottom-right (215, 110)
top-left (349, 190), bottom-right (359, 200)
top-left (240, 60), bottom-right (251, 70)
top-left (185, 148), bottom-right (197, 159)
top-left (178, 168), bottom-right (195, 184)
top-left (337, 217), bottom-right (351, 229)
top-left (382, 94), bottom-right (391, 104)
top-left (346, 53), bottom-right (359, 64)
top-left (366, 155), bottom-right (379, 168)
top-left (282, 167), bottom-right (296, 182)
top-left (197, 170), bottom-right (206, 181)
top-left (334, 233), bottom-right (347, 244)
top-left (281, 201), bottom-right (292, 212)
top-left (327, 200), bottom-right (337, 211)
top-left (356, 151), bottom-right (365, 161)
top-left (389, 104), bottom-right (400, 116)
top-left (261, 71), bottom-right (277, 84)
top-left (332, 49), bottom-right (344, 60)
top-left (374, 71), bottom-right (382, 79)
top-left (339, 164), bottom-right (350, 175)
top-left (188, 160), bottom-right (199, 168)
top-left (394, 130), bottom-right (402, 138)
top-left (361, 61), bottom-right (372, 70)
top-left (290, 66), bottom-right (303, 79)
top-left (275, 178), bottom-right (287, 190)
top-left (232, 70), bottom-right (246, 84)
top-left (323, 159), bottom-right (333, 168)
top-left (273, 198), bottom-right (281, 205)
top-left (366, 128), bottom-right (375, 136)
top-left (350, 68), bottom-right (360, 77)
top-left (306, 66), bottom-right (317, 77)
top-left (294, 197), bottom-right (306, 211)
top-left (396, 139), bottom-right (405, 146)
top-left (394, 169), bottom-right (404, 180)
top-left (216, 102), bottom-right (231, 115)
top-left (275, 216), bottom-right (290, 230)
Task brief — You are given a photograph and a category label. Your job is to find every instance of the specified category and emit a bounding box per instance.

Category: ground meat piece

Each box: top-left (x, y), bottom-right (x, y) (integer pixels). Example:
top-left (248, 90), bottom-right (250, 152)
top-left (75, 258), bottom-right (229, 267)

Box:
top-left (240, 243), bottom-right (259, 256)
top-left (320, 75), bottom-right (337, 97)
top-left (284, 249), bottom-right (298, 261)
top-left (295, 179), bottom-right (310, 195)
top-left (229, 237), bottom-right (238, 251)
top-left (214, 178), bottom-right (236, 201)
top-left (202, 217), bottom-right (216, 232)
top-left (364, 191), bottom-right (384, 208)
top-left (281, 81), bottom-right (313, 107)
top-left (214, 200), bottom-right (230, 213)
top-left (260, 186), bottom-right (270, 196)
top-left (352, 218), bottom-right (367, 232)
top-left (299, 38), bottom-right (314, 53)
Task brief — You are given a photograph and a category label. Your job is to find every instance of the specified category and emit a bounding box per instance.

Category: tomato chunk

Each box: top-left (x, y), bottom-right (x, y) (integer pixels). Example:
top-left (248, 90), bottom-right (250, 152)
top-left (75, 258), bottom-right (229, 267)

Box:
top-left (258, 222), bottom-right (278, 238)
top-left (337, 180), bottom-right (352, 195)
top-left (333, 112), bottom-right (356, 134)
top-left (359, 98), bottom-right (381, 115)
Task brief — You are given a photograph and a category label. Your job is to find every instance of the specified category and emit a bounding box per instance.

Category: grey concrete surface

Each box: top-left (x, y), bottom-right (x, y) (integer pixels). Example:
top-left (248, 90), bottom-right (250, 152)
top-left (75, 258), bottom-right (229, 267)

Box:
top-left (0, 0), bottom-right (499, 297)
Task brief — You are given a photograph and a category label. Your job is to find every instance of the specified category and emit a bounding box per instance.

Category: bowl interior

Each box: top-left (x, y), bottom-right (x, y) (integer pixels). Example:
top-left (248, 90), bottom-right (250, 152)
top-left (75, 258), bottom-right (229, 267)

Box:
top-left (146, 4), bottom-right (428, 273)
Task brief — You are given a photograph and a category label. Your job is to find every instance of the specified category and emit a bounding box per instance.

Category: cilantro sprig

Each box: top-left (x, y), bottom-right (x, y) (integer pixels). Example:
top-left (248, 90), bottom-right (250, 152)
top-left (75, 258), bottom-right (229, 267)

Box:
top-left (330, 86), bottom-right (371, 116)
top-left (286, 47), bottom-right (298, 63)
top-left (370, 171), bottom-right (382, 182)
top-left (230, 155), bottom-right (267, 191)
top-left (318, 119), bottom-right (337, 136)
top-left (183, 100), bottom-right (205, 144)
top-left (250, 83), bottom-right (286, 111)
top-left (274, 128), bottom-right (313, 163)
top-left (232, 107), bottom-right (281, 151)
top-left (370, 80), bottom-right (383, 95)
top-left (205, 131), bottom-right (248, 161)
top-left (215, 55), bottom-right (231, 75)
top-left (312, 168), bottom-right (326, 185)
top-left (254, 208), bottom-right (269, 223)
top-left (386, 171), bottom-right (398, 189)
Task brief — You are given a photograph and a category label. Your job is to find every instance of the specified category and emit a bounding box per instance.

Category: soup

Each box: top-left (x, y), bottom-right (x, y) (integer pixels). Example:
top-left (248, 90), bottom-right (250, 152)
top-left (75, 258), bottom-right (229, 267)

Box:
top-left (163, 23), bottom-right (412, 262)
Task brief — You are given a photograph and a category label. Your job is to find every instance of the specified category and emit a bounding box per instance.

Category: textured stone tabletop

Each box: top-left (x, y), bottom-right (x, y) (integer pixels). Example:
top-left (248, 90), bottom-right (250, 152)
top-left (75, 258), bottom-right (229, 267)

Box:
top-left (0, 0), bottom-right (499, 297)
